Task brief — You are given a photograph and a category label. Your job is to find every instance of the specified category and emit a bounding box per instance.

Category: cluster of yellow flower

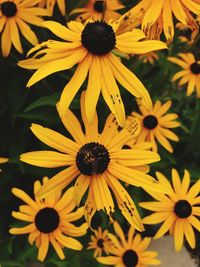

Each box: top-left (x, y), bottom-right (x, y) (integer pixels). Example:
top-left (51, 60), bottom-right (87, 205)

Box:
top-left (0, 0), bottom-right (200, 266)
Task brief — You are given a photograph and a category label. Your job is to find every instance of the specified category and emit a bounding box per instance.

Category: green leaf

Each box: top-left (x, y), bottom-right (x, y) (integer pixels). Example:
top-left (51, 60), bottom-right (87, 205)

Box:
top-left (6, 237), bottom-right (15, 255)
top-left (0, 262), bottom-right (22, 267)
top-left (14, 107), bottom-right (58, 123)
top-left (24, 93), bottom-right (60, 112)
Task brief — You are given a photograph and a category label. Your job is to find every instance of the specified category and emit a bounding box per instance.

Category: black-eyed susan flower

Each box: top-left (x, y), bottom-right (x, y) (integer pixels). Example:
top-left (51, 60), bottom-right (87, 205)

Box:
top-left (71, 0), bottom-right (124, 22)
top-left (138, 51), bottom-right (159, 65)
top-left (129, 100), bottom-right (180, 153)
top-left (140, 169), bottom-right (200, 251)
top-left (120, 0), bottom-right (200, 42)
top-left (97, 221), bottom-right (161, 266)
top-left (88, 227), bottom-right (113, 257)
top-left (18, 19), bottom-right (167, 126)
top-left (0, 0), bottom-right (49, 57)
top-left (10, 178), bottom-right (87, 261)
top-left (20, 91), bottom-right (167, 231)
top-left (39, 0), bottom-right (66, 16)
top-left (0, 157), bottom-right (9, 163)
top-left (168, 53), bottom-right (200, 97)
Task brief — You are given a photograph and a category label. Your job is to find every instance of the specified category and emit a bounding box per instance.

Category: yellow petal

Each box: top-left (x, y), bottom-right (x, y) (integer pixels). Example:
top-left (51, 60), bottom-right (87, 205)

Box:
top-left (59, 53), bottom-right (92, 116)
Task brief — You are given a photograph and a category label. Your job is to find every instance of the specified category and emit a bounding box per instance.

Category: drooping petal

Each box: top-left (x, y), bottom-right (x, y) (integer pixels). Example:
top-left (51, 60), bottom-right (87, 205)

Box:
top-left (38, 234), bottom-right (49, 261)
top-left (73, 174), bottom-right (90, 206)
top-left (142, 0), bottom-right (164, 32)
top-left (85, 55), bottom-right (101, 123)
top-left (174, 219), bottom-right (184, 251)
top-left (108, 53), bottom-right (152, 110)
top-left (106, 173), bottom-right (144, 231)
top-left (27, 48), bottom-right (86, 87)
top-left (162, 0), bottom-right (174, 41)
top-left (183, 220), bottom-right (196, 249)
top-left (49, 233), bottom-right (65, 260)
top-left (100, 55), bottom-right (125, 127)
top-left (59, 54), bottom-right (92, 116)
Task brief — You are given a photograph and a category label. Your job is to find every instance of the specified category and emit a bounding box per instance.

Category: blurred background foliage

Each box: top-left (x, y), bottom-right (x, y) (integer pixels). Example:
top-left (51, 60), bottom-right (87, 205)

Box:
top-left (0, 0), bottom-right (200, 266)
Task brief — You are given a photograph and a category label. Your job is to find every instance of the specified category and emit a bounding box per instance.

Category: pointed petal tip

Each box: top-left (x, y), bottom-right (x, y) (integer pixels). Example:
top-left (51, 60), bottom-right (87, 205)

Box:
top-left (11, 187), bottom-right (19, 195)
top-left (9, 228), bottom-right (14, 234)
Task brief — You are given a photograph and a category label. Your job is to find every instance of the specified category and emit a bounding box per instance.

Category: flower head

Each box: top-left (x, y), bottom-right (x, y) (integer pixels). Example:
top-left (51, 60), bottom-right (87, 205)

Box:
top-left (0, 0), bottom-right (49, 57)
top-left (140, 169), bottom-right (200, 251)
top-left (129, 100), bottom-right (180, 153)
top-left (18, 19), bottom-right (167, 126)
top-left (88, 227), bottom-right (113, 257)
top-left (138, 51), bottom-right (159, 65)
top-left (97, 221), bottom-right (161, 266)
top-left (19, 91), bottom-right (167, 231)
top-left (168, 53), bottom-right (200, 97)
top-left (120, 0), bottom-right (200, 42)
top-left (39, 0), bottom-right (66, 15)
top-left (71, 0), bottom-right (124, 22)
top-left (9, 178), bottom-right (87, 261)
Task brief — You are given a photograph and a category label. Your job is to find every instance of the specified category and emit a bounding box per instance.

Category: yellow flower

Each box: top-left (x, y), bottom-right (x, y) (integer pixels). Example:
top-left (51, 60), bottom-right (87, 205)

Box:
top-left (0, 157), bottom-right (9, 163)
top-left (39, 0), bottom-right (66, 16)
top-left (129, 100), bottom-right (180, 153)
top-left (168, 53), bottom-right (200, 97)
top-left (97, 221), bottom-right (161, 266)
top-left (138, 51), bottom-right (159, 65)
top-left (18, 19), bottom-right (167, 126)
top-left (19, 91), bottom-right (167, 231)
top-left (120, 0), bottom-right (200, 42)
top-left (70, 0), bottom-right (124, 22)
top-left (140, 169), bottom-right (200, 251)
top-left (9, 178), bottom-right (87, 262)
top-left (0, 0), bottom-right (49, 57)
top-left (88, 227), bottom-right (113, 257)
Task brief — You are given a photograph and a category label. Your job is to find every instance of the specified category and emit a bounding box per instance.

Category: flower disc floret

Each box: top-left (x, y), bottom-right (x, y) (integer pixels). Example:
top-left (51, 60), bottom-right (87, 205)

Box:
top-left (143, 115), bottom-right (158, 129)
top-left (81, 21), bottom-right (116, 55)
top-left (76, 142), bottom-right (110, 175)
top-left (174, 200), bottom-right (192, 218)
top-left (190, 62), bottom-right (200, 74)
top-left (1, 1), bottom-right (17, 17)
top-left (122, 249), bottom-right (138, 267)
top-left (97, 238), bottom-right (104, 248)
top-left (93, 0), bottom-right (104, 12)
top-left (35, 207), bottom-right (60, 233)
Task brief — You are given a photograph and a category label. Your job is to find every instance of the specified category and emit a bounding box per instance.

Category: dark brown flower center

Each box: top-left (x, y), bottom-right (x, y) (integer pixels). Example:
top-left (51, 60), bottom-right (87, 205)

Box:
top-left (35, 207), bottom-right (60, 233)
top-left (97, 238), bottom-right (104, 248)
top-left (174, 200), bottom-right (192, 218)
top-left (122, 249), bottom-right (138, 267)
top-left (143, 115), bottom-right (158, 129)
top-left (1, 1), bottom-right (17, 17)
top-left (93, 0), bottom-right (104, 12)
top-left (76, 142), bottom-right (110, 175)
top-left (190, 62), bottom-right (200, 74)
top-left (81, 21), bottom-right (116, 55)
